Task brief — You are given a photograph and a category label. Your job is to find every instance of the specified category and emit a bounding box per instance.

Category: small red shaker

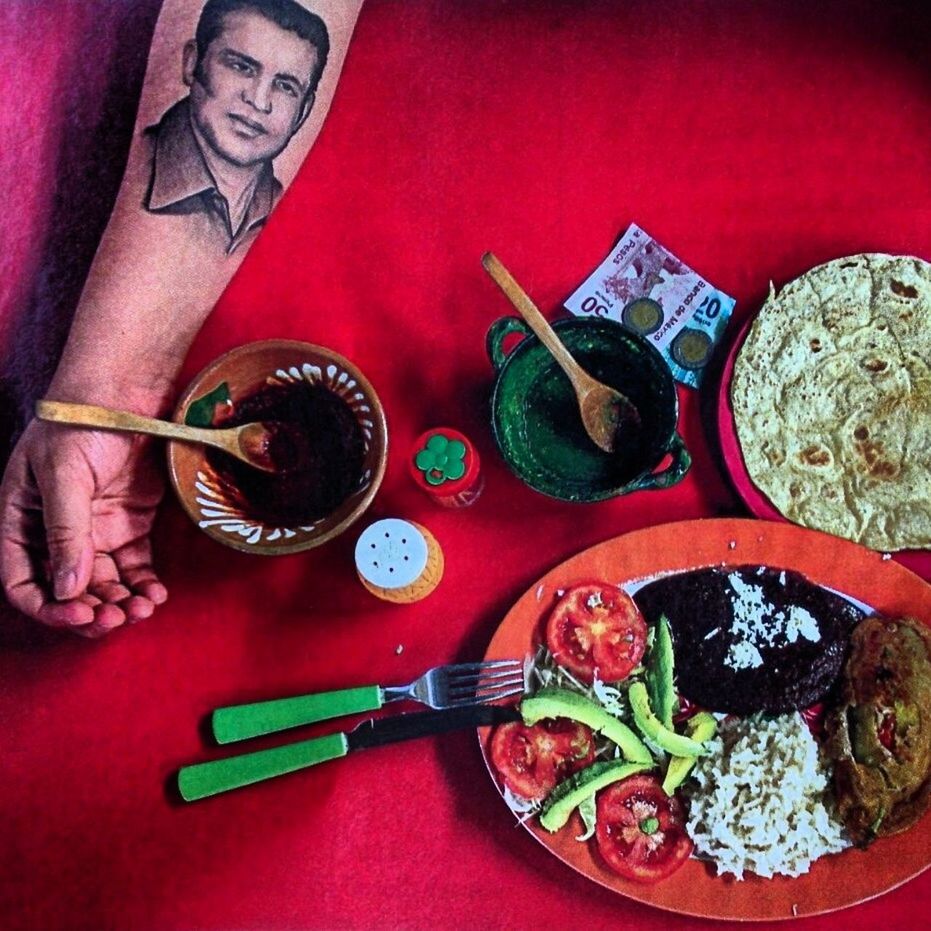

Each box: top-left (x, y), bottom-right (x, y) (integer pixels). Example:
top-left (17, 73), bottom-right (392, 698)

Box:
top-left (409, 427), bottom-right (484, 508)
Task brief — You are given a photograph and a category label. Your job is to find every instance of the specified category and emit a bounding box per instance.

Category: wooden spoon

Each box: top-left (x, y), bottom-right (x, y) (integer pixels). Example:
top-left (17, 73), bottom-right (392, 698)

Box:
top-left (481, 252), bottom-right (640, 453)
top-left (35, 400), bottom-right (283, 473)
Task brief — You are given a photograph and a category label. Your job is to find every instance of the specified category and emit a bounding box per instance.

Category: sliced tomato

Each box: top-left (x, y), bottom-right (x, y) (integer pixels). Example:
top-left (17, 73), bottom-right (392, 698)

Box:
top-left (672, 694), bottom-right (702, 725)
top-left (546, 582), bottom-right (647, 684)
top-left (595, 775), bottom-right (693, 883)
top-left (490, 718), bottom-right (596, 801)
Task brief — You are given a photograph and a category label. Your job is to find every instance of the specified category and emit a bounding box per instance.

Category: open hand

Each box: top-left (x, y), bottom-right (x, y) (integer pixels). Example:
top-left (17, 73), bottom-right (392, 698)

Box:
top-left (0, 418), bottom-right (168, 637)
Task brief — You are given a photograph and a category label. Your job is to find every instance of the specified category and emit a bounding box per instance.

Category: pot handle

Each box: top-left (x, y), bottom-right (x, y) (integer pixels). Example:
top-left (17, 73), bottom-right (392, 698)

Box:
top-left (486, 317), bottom-right (531, 371)
top-left (626, 432), bottom-right (692, 493)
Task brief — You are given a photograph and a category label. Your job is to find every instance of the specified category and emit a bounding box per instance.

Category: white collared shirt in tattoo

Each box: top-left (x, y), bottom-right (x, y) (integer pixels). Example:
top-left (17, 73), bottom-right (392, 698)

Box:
top-left (143, 98), bottom-right (282, 255)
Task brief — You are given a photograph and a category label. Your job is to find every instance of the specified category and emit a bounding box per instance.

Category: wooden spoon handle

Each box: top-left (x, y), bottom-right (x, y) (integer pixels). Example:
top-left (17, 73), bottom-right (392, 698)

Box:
top-left (35, 400), bottom-right (226, 447)
top-left (481, 252), bottom-right (587, 386)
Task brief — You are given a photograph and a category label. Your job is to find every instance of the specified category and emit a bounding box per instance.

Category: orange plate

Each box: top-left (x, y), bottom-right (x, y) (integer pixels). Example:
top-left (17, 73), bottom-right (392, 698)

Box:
top-left (479, 518), bottom-right (931, 921)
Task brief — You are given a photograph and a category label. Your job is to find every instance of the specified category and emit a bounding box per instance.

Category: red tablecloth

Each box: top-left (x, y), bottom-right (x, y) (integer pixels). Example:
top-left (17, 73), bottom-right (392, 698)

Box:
top-left (2, 1), bottom-right (930, 928)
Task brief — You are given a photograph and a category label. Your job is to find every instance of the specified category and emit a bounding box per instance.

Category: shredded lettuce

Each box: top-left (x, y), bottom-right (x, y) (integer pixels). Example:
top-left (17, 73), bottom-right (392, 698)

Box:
top-left (529, 644), bottom-right (591, 694)
top-left (591, 673), bottom-right (629, 720)
top-left (575, 794), bottom-right (597, 841)
top-left (502, 785), bottom-right (542, 823)
top-left (530, 645), bottom-right (641, 713)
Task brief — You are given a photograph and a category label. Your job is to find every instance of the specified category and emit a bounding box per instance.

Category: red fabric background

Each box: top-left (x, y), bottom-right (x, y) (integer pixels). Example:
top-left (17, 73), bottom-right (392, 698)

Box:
top-left (1, 1), bottom-right (930, 929)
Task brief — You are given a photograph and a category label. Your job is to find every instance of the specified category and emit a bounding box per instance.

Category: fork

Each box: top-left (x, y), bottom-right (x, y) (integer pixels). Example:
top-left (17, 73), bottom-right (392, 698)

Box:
top-left (211, 659), bottom-right (525, 744)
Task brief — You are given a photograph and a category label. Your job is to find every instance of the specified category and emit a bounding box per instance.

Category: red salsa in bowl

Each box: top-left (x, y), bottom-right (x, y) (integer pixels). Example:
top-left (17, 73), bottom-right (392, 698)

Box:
top-left (208, 380), bottom-right (366, 526)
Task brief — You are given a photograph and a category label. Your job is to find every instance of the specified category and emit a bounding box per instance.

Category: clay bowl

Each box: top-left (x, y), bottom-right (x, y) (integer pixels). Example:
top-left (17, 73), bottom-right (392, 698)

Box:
top-left (168, 339), bottom-right (388, 555)
top-left (486, 316), bottom-right (690, 501)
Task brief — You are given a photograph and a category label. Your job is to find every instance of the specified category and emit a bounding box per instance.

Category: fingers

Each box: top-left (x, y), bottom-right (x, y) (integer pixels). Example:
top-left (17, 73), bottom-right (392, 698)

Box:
top-left (1, 424), bottom-right (168, 637)
top-left (70, 604), bottom-right (128, 640)
top-left (69, 544), bottom-right (169, 636)
top-left (41, 588), bottom-right (126, 640)
top-left (36, 593), bottom-right (105, 633)
top-left (87, 551), bottom-right (141, 628)
top-left (88, 553), bottom-right (133, 604)
top-left (112, 538), bottom-right (168, 621)
top-left (36, 552), bottom-right (149, 638)
top-left (34, 457), bottom-right (95, 602)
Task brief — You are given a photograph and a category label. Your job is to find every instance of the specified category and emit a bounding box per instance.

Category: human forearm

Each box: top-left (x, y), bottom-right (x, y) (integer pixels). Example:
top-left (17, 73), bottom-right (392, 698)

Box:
top-left (2, 0), bottom-right (364, 633)
top-left (47, 0), bottom-right (363, 414)
top-left (47, 242), bottom-right (228, 414)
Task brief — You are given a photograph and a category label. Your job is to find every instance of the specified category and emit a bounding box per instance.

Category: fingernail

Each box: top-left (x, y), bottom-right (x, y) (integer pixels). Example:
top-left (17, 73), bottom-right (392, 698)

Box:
top-left (54, 568), bottom-right (77, 601)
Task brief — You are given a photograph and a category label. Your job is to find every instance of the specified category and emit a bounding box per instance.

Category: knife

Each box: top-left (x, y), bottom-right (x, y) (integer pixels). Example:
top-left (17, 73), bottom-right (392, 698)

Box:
top-left (177, 703), bottom-right (521, 802)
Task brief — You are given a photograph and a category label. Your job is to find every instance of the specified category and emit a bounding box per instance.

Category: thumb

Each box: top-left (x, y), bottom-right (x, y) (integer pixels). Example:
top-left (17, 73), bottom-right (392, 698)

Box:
top-left (36, 461), bottom-right (95, 601)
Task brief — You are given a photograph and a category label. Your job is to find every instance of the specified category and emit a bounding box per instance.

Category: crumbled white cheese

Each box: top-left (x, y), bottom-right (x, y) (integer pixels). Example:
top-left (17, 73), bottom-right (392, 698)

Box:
top-left (784, 606), bottom-right (820, 645)
top-left (728, 575), bottom-right (777, 646)
top-left (726, 639), bottom-right (764, 670)
top-left (586, 591), bottom-right (604, 610)
top-left (721, 572), bottom-right (820, 671)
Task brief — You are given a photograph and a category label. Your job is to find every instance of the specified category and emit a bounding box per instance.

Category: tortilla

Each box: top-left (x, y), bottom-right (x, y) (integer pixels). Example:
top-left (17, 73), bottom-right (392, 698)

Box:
top-left (731, 254), bottom-right (931, 551)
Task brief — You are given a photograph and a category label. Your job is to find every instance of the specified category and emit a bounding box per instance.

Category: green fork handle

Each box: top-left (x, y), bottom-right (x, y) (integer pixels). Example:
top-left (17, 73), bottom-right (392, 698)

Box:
top-left (178, 732), bottom-right (349, 801)
top-left (212, 685), bottom-right (383, 744)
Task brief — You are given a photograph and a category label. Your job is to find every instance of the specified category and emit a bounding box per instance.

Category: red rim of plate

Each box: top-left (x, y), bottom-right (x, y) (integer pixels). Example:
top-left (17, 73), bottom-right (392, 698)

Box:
top-left (717, 314), bottom-right (931, 581)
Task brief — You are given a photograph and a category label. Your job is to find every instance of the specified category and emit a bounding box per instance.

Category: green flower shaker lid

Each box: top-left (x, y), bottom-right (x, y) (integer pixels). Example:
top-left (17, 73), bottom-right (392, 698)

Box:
top-left (409, 427), bottom-right (481, 499)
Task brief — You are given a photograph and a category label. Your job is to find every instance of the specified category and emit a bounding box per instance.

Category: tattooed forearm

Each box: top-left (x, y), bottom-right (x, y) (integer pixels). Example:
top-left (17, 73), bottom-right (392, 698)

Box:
top-left (0, 0), bottom-right (361, 633)
top-left (144, 0), bottom-right (331, 255)
top-left (48, 0), bottom-right (360, 405)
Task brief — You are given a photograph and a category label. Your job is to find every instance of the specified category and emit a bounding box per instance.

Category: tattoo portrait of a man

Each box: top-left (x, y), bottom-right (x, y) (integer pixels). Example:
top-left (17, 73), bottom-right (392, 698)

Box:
top-left (144, 0), bottom-right (330, 254)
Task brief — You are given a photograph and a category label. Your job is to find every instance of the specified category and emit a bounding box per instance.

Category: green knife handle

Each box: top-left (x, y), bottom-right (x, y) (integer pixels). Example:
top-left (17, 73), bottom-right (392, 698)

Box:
top-left (212, 685), bottom-right (383, 744)
top-left (177, 732), bottom-right (349, 801)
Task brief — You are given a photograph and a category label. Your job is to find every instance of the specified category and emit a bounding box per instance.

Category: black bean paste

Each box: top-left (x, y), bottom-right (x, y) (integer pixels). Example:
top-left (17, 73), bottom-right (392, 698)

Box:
top-left (208, 381), bottom-right (365, 526)
top-left (633, 565), bottom-right (864, 715)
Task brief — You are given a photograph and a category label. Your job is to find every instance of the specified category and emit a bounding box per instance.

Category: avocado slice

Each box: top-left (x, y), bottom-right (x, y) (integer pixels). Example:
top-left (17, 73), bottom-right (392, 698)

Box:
top-left (540, 759), bottom-right (652, 833)
top-left (661, 712), bottom-right (717, 795)
top-left (628, 681), bottom-right (708, 758)
top-left (646, 615), bottom-right (678, 730)
top-left (520, 688), bottom-right (653, 764)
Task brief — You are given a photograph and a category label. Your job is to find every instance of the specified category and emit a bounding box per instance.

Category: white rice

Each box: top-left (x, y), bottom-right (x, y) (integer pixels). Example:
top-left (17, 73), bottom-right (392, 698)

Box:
top-left (684, 713), bottom-right (849, 880)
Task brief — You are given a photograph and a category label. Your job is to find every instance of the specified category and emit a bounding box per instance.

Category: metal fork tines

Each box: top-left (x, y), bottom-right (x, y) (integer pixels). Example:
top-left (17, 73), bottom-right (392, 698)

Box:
top-left (382, 659), bottom-right (525, 709)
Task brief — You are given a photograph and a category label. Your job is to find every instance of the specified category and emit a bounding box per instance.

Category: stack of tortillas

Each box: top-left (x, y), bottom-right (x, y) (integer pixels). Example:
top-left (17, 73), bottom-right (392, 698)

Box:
top-left (731, 253), bottom-right (931, 551)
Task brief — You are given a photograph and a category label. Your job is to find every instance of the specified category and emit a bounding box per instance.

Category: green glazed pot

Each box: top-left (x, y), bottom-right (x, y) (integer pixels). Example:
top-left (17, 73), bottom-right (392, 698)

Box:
top-left (487, 316), bottom-right (690, 502)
